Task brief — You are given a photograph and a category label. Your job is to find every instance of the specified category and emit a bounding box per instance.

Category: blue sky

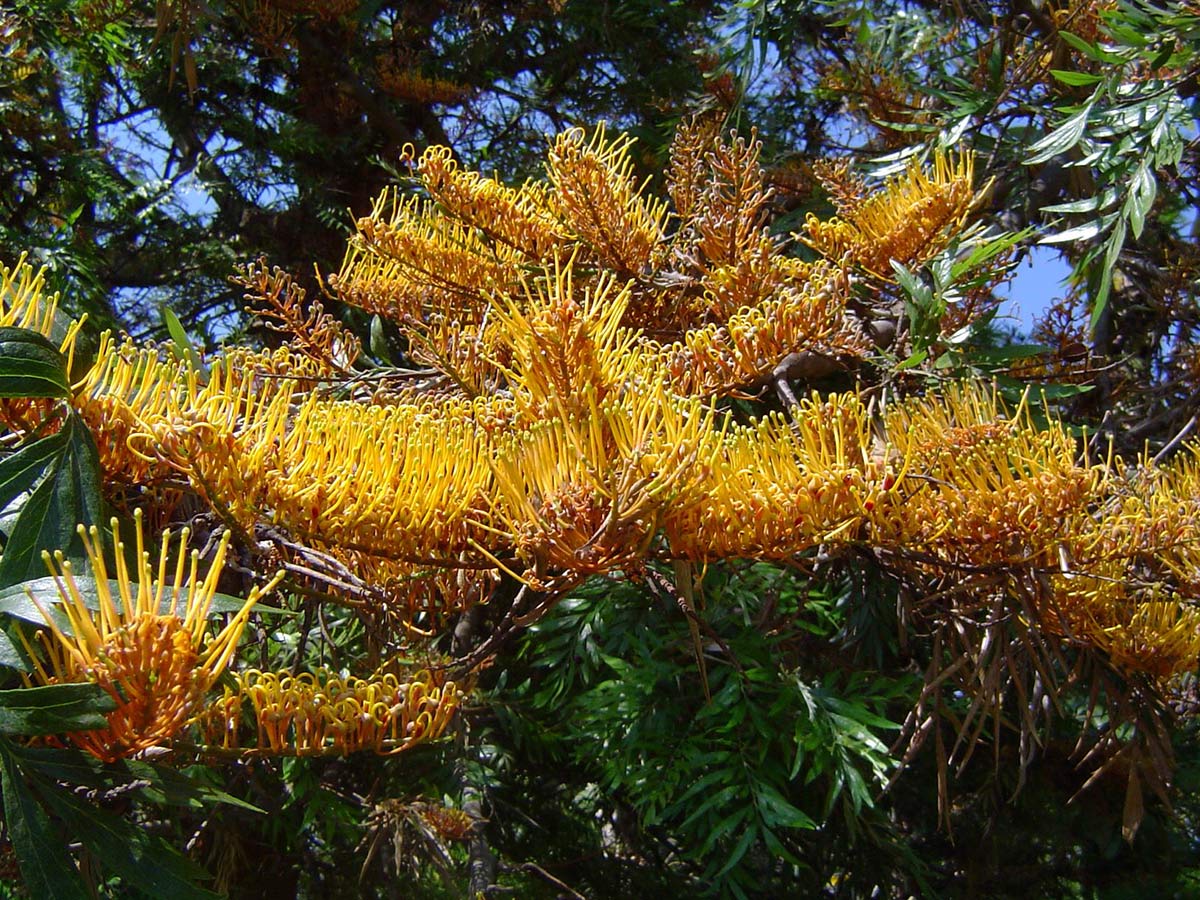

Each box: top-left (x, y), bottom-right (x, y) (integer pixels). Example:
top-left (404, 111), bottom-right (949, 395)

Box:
top-left (997, 246), bottom-right (1073, 338)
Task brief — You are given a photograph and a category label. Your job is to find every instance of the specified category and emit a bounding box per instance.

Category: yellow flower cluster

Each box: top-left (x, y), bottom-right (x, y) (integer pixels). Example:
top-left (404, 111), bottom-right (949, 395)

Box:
top-left (666, 393), bottom-right (885, 560)
top-left (0, 254), bottom-right (75, 341)
top-left (489, 263), bottom-right (643, 420)
top-left (71, 335), bottom-right (306, 490)
top-left (1041, 455), bottom-right (1200, 679)
top-left (0, 255), bottom-right (88, 434)
top-left (418, 144), bottom-right (566, 261)
top-left (650, 261), bottom-right (866, 398)
top-left (873, 386), bottom-right (1200, 680)
top-left (488, 390), bottom-right (716, 585)
top-left (201, 667), bottom-right (462, 756)
top-left (21, 512), bottom-right (281, 761)
top-left (878, 385), bottom-right (1096, 568)
top-left (15, 122), bottom-right (1200, 693)
top-left (334, 124), bottom-right (891, 400)
top-left (546, 125), bottom-right (669, 278)
top-left (213, 393), bottom-right (497, 562)
top-left (802, 151), bottom-right (979, 276)
top-left (70, 335), bottom-right (199, 485)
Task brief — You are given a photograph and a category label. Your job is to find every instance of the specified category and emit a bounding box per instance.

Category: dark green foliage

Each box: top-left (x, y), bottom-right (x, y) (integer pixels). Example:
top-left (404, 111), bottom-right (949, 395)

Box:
top-left (475, 568), bottom-right (914, 897)
top-left (0, 331), bottom-right (104, 587)
top-left (0, 739), bottom-right (92, 900)
top-left (0, 414), bottom-right (104, 588)
top-left (0, 684), bottom-right (115, 736)
top-left (0, 737), bottom-right (266, 899)
top-left (0, 330), bottom-right (69, 400)
top-left (2, 0), bottom-right (721, 336)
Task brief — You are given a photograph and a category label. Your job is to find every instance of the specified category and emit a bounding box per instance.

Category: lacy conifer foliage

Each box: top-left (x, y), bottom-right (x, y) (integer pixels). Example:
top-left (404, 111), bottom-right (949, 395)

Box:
top-left (3, 117), bottom-right (1200, 893)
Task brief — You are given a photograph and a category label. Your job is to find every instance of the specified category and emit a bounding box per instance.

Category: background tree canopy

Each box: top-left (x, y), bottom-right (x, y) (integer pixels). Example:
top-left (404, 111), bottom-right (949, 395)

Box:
top-left (1, 1), bottom-right (1200, 898)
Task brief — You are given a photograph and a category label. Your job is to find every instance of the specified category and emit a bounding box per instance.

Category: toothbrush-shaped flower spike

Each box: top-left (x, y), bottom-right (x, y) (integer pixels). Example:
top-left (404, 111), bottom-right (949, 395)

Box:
top-left (22, 511), bottom-right (282, 761)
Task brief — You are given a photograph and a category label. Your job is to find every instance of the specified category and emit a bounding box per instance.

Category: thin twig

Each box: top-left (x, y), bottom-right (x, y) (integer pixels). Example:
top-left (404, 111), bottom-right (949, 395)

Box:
top-left (516, 862), bottom-right (588, 900)
top-left (1152, 411), bottom-right (1199, 466)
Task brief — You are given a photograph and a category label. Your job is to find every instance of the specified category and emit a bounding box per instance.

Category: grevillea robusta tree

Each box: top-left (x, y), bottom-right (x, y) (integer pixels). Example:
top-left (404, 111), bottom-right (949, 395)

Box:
top-left (2, 0), bottom-right (1200, 897)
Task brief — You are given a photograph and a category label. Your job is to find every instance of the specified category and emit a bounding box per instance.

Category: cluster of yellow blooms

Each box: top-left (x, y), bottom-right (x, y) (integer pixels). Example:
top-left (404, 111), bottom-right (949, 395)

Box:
top-left (802, 152), bottom-right (982, 277)
top-left (5, 121), bottom-right (1200, 765)
top-left (200, 667), bottom-right (463, 756)
top-left (0, 254), bottom-right (88, 434)
top-left (18, 512), bottom-right (281, 761)
top-left (877, 385), bottom-right (1096, 568)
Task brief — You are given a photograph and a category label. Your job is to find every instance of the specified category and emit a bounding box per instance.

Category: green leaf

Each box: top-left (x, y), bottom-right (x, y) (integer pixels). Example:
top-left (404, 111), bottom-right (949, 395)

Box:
top-left (0, 683), bottom-right (116, 735)
top-left (11, 746), bottom-right (266, 814)
top-left (993, 375), bottom-right (1095, 399)
top-left (969, 344), bottom-right (1050, 365)
top-left (1025, 103), bottom-right (1093, 164)
top-left (755, 783), bottom-right (814, 830)
top-left (370, 313), bottom-right (389, 361)
top-left (1040, 218), bottom-right (1108, 244)
top-left (1050, 69), bottom-right (1104, 87)
top-left (761, 825), bottom-right (803, 866)
top-left (1105, 23), bottom-right (1147, 47)
top-left (1058, 30), bottom-right (1123, 63)
top-left (121, 760), bottom-right (267, 814)
top-left (890, 261), bottom-right (931, 304)
top-left (894, 348), bottom-right (928, 371)
top-left (0, 738), bottom-right (90, 899)
top-left (1148, 39), bottom-right (1176, 70)
top-left (0, 430), bottom-right (69, 514)
top-left (0, 620), bottom-right (27, 668)
top-left (0, 413), bottom-right (105, 588)
top-left (714, 823), bottom-right (758, 878)
top-left (1089, 218), bottom-right (1127, 333)
top-left (1041, 190), bottom-right (1118, 215)
top-left (36, 777), bottom-right (221, 899)
top-left (1127, 162), bottom-right (1156, 239)
top-left (697, 807), bottom-right (751, 857)
top-left (0, 328), bottom-right (69, 399)
top-left (161, 305), bottom-right (206, 374)
top-left (6, 744), bottom-right (108, 787)
top-left (950, 228), bottom-right (1036, 278)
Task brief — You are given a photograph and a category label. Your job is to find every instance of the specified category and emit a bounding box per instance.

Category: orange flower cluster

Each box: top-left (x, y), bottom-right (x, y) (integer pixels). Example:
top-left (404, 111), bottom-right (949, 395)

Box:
top-left (650, 261), bottom-right (866, 398)
top-left (332, 124), bottom-right (886, 400)
top-left (875, 386), bottom-right (1200, 680)
top-left (413, 803), bottom-right (474, 842)
top-left (418, 145), bottom-right (566, 261)
top-left (21, 512), bottom-right (280, 761)
top-left (546, 125), bottom-right (669, 278)
top-left (487, 390), bottom-right (715, 586)
top-left (18, 122), bottom-right (1200, 693)
top-left (208, 392), bottom-right (498, 562)
top-left (236, 260), bottom-right (361, 376)
top-left (70, 335), bottom-right (307, 489)
top-left (818, 66), bottom-right (933, 150)
top-left (1041, 454), bottom-right (1200, 679)
top-left (375, 61), bottom-right (472, 105)
top-left (201, 667), bottom-right (462, 756)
